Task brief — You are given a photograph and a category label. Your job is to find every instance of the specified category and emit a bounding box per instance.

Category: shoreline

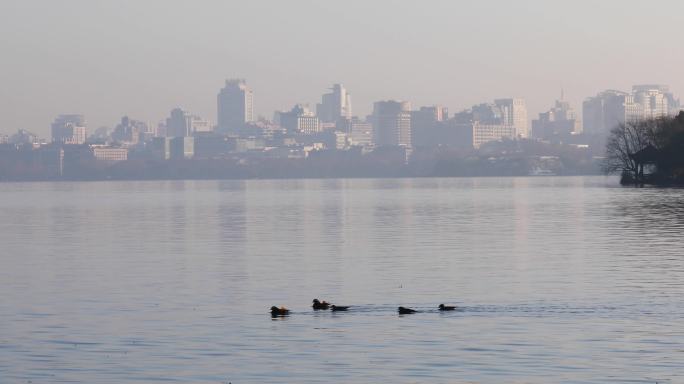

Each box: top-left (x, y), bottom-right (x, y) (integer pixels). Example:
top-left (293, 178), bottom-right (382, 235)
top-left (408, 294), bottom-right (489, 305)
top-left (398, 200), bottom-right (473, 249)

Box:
top-left (0, 174), bottom-right (616, 184)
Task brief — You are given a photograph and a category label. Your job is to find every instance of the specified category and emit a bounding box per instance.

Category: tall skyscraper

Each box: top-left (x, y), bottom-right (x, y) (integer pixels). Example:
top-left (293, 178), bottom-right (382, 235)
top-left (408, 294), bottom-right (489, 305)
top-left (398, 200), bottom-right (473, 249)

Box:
top-left (51, 114), bottom-right (87, 145)
top-left (165, 108), bottom-right (190, 137)
top-left (217, 79), bottom-right (254, 133)
top-left (316, 84), bottom-right (352, 123)
top-left (372, 100), bottom-right (412, 147)
top-left (494, 98), bottom-right (528, 138)
top-left (165, 108), bottom-right (210, 137)
top-left (582, 90), bottom-right (630, 136)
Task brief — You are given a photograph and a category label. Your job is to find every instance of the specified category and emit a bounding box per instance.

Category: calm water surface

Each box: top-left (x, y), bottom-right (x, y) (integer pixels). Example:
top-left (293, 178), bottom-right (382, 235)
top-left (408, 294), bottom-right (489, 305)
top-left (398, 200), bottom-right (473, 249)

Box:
top-left (1, 177), bottom-right (683, 383)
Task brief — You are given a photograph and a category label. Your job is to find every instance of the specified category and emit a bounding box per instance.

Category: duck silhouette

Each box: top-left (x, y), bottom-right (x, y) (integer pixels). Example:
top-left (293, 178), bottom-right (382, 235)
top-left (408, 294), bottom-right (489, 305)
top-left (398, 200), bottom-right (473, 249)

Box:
top-left (438, 304), bottom-right (456, 311)
top-left (330, 305), bottom-right (349, 311)
top-left (398, 306), bottom-right (417, 314)
top-left (270, 306), bottom-right (290, 317)
top-left (312, 299), bottom-right (331, 310)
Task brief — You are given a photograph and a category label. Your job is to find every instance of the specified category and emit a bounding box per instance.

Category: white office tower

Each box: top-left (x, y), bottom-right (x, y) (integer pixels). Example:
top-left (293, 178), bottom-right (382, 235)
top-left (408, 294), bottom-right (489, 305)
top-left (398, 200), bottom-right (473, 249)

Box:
top-left (494, 98), bottom-right (528, 138)
top-left (631, 85), bottom-right (680, 119)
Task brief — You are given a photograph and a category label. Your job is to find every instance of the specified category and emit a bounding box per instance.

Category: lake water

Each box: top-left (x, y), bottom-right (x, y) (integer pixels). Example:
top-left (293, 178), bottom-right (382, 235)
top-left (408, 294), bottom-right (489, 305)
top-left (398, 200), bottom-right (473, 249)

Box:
top-left (1, 176), bottom-right (683, 383)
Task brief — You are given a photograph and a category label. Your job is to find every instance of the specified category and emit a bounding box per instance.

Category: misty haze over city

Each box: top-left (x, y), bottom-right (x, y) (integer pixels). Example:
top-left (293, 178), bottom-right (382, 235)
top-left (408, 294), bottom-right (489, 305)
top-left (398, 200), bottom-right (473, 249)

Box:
top-left (3, 2), bottom-right (684, 383)
top-left (2, 0), bottom-right (684, 135)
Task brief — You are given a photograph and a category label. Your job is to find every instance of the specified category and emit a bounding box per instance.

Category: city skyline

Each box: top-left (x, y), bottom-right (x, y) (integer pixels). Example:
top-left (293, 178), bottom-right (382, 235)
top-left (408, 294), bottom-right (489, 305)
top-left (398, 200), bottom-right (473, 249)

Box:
top-left (3, 1), bottom-right (684, 136)
top-left (2, 79), bottom-right (681, 140)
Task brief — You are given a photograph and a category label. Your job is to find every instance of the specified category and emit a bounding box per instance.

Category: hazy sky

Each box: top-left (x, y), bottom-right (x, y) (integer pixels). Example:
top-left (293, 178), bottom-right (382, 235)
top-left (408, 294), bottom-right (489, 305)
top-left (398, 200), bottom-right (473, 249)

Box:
top-left (2, 0), bottom-right (684, 136)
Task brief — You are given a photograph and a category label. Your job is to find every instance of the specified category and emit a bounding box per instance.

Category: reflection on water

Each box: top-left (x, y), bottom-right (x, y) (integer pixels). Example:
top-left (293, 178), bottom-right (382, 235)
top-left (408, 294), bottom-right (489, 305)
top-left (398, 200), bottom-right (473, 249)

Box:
top-left (1, 176), bottom-right (683, 383)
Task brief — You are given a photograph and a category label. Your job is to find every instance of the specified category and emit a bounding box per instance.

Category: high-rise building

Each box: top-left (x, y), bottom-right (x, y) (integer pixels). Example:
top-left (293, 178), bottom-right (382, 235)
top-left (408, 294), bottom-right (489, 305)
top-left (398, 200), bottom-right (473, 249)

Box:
top-left (51, 114), bottom-right (87, 145)
top-left (494, 98), bottom-right (528, 138)
top-left (424, 105), bottom-right (448, 122)
top-left (452, 101), bottom-right (520, 148)
top-left (531, 97), bottom-right (581, 140)
top-left (372, 100), bottom-right (412, 147)
top-left (188, 116), bottom-right (212, 134)
top-left (165, 108), bottom-right (210, 137)
top-left (165, 108), bottom-right (190, 137)
top-left (170, 137), bottom-right (194, 159)
top-left (278, 104), bottom-right (320, 134)
top-left (583, 85), bottom-right (680, 136)
top-left (217, 79), bottom-right (254, 133)
top-left (333, 131), bottom-right (349, 150)
top-left (582, 90), bottom-right (630, 136)
top-left (631, 84), bottom-right (680, 119)
top-left (411, 105), bottom-right (449, 146)
top-left (151, 137), bottom-right (172, 160)
top-left (316, 84), bottom-right (352, 123)
top-left (348, 118), bottom-right (373, 147)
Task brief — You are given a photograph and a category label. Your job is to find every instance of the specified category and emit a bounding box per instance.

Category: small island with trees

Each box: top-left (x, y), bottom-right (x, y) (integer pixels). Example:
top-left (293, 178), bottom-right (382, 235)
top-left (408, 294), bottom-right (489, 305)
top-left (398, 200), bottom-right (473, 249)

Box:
top-left (605, 111), bottom-right (684, 185)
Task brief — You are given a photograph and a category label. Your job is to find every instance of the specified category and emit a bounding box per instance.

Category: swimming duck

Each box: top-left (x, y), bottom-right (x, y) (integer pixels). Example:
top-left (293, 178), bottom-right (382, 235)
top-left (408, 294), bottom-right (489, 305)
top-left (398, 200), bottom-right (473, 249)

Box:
top-left (270, 306), bottom-right (290, 316)
top-left (438, 304), bottom-right (456, 311)
top-left (312, 299), bottom-right (331, 310)
top-left (330, 305), bottom-right (349, 311)
top-left (398, 306), bottom-right (417, 314)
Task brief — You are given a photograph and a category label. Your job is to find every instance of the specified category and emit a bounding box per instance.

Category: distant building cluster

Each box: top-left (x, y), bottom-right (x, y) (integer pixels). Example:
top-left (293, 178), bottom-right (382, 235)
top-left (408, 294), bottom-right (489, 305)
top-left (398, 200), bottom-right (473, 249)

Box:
top-left (51, 115), bottom-right (87, 145)
top-left (583, 85), bottom-right (680, 136)
top-left (532, 94), bottom-right (580, 141)
top-left (0, 80), bottom-right (680, 179)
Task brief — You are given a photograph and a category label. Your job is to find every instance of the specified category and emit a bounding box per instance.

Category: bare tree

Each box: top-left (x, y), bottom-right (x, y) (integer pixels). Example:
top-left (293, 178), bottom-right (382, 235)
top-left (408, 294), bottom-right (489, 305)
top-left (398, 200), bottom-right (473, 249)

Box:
top-left (602, 120), bottom-right (653, 182)
top-left (604, 113), bottom-right (684, 184)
